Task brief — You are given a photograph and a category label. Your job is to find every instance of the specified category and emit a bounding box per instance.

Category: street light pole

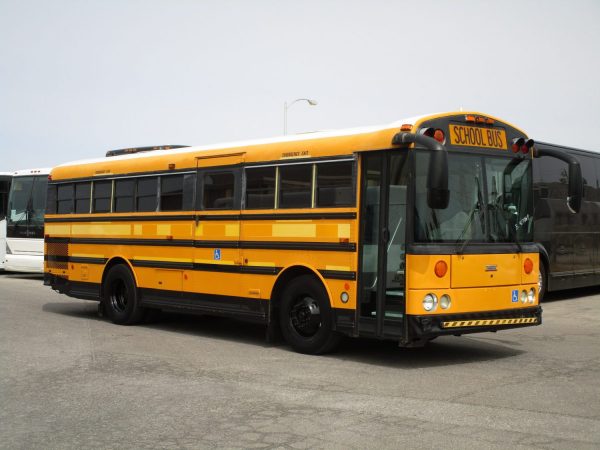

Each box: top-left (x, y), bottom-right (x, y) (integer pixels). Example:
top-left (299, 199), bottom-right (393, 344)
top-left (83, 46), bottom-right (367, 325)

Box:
top-left (284, 98), bottom-right (318, 135)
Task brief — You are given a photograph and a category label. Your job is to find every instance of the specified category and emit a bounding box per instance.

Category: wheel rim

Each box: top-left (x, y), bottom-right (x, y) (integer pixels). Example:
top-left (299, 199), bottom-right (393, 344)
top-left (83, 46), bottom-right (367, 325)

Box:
top-left (109, 279), bottom-right (129, 313)
top-left (289, 295), bottom-right (321, 338)
top-left (538, 270), bottom-right (543, 295)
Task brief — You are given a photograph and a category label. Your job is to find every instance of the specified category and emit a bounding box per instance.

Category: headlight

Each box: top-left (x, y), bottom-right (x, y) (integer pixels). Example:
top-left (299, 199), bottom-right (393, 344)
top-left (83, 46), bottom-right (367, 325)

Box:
top-left (520, 290), bottom-right (527, 303)
top-left (440, 294), bottom-right (451, 309)
top-left (528, 288), bottom-right (535, 304)
top-left (423, 293), bottom-right (437, 311)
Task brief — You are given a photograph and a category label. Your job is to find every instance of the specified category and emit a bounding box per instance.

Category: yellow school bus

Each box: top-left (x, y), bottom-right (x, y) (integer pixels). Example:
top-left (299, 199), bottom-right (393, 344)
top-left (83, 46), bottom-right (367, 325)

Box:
top-left (44, 112), bottom-right (582, 353)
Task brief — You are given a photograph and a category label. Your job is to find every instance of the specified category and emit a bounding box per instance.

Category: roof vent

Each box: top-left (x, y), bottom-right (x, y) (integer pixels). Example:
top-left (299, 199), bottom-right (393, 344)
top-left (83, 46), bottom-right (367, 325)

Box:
top-left (106, 145), bottom-right (190, 157)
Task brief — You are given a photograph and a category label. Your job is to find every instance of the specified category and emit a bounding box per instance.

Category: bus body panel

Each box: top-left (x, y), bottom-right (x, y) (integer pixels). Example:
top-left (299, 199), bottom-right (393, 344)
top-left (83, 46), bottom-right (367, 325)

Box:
top-left (533, 142), bottom-right (600, 292)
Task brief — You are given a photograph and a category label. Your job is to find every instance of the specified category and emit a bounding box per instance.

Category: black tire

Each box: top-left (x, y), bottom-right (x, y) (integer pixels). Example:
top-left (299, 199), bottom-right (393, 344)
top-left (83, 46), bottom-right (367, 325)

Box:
top-left (538, 260), bottom-right (548, 302)
top-left (279, 275), bottom-right (341, 354)
top-left (102, 264), bottom-right (144, 325)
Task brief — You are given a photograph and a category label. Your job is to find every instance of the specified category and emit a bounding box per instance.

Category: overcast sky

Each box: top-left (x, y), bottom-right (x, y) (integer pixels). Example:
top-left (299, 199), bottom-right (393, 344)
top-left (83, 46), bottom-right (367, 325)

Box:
top-left (1, 0), bottom-right (599, 171)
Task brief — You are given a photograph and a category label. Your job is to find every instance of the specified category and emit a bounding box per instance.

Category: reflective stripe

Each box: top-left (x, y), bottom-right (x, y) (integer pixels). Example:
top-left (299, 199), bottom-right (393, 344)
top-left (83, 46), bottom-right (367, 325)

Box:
top-left (442, 317), bottom-right (538, 328)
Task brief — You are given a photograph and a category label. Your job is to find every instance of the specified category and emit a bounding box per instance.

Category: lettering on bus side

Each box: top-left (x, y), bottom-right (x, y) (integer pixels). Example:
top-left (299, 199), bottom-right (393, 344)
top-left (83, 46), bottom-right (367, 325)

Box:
top-left (449, 125), bottom-right (506, 150)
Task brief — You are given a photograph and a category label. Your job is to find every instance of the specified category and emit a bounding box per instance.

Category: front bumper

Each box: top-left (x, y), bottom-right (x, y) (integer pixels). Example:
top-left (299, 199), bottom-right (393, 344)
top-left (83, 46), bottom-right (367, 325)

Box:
top-left (407, 306), bottom-right (542, 341)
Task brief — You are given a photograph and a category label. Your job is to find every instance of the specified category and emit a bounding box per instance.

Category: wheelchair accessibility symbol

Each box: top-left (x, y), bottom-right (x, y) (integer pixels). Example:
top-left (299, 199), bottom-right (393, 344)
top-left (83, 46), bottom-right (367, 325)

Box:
top-left (511, 289), bottom-right (519, 303)
top-left (213, 248), bottom-right (221, 261)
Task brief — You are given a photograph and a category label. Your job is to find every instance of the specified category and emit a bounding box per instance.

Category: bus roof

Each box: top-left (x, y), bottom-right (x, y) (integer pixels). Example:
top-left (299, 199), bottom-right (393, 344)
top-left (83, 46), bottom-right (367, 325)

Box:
top-left (10, 168), bottom-right (51, 177)
top-left (50, 111), bottom-right (524, 180)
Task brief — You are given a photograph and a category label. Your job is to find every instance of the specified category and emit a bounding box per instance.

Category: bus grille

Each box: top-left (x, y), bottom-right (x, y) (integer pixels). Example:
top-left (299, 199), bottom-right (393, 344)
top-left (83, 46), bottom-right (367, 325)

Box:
top-left (45, 242), bottom-right (69, 270)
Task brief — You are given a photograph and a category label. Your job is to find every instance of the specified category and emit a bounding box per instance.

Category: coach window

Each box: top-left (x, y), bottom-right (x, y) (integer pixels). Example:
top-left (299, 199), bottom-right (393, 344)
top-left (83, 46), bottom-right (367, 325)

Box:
top-left (203, 172), bottom-right (235, 209)
top-left (75, 182), bottom-right (91, 214)
top-left (93, 180), bottom-right (112, 213)
top-left (245, 167), bottom-right (275, 209)
top-left (136, 177), bottom-right (158, 212)
top-left (279, 164), bottom-right (312, 208)
top-left (316, 161), bottom-right (354, 207)
top-left (46, 185), bottom-right (57, 214)
top-left (160, 175), bottom-right (184, 211)
top-left (114, 179), bottom-right (135, 213)
top-left (57, 183), bottom-right (74, 214)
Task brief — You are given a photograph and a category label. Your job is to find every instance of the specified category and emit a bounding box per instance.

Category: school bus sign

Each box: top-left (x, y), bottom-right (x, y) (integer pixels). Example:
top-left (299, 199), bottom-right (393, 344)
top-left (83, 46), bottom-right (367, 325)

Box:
top-left (449, 124), bottom-right (507, 150)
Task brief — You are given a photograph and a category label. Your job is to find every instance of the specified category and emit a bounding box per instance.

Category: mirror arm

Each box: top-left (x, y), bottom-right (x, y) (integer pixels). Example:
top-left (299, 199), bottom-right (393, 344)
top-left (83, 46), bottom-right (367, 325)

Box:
top-left (392, 132), bottom-right (449, 209)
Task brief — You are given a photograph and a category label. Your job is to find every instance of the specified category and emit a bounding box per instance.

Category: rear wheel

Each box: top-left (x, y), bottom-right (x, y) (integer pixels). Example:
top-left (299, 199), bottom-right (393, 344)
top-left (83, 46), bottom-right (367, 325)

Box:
top-left (103, 264), bottom-right (144, 325)
top-left (279, 275), bottom-right (341, 354)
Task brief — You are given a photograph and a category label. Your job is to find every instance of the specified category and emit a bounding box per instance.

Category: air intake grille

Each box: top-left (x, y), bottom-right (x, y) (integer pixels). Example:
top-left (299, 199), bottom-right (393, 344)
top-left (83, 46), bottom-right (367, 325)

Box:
top-left (45, 242), bottom-right (69, 269)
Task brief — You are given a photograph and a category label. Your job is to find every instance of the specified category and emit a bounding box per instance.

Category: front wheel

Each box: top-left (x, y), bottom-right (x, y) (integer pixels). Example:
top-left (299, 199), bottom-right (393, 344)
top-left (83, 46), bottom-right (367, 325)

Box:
top-left (103, 264), bottom-right (144, 325)
top-left (279, 275), bottom-right (341, 354)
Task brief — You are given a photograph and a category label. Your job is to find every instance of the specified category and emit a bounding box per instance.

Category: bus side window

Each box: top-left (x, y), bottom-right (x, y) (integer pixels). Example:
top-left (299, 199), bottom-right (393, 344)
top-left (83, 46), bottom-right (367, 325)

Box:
top-left (245, 167), bottom-right (275, 209)
top-left (93, 181), bottom-right (112, 213)
top-left (46, 185), bottom-right (57, 214)
top-left (160, 175), bottom-right (185, 211)
top-left (316, 161), bottom-right (354, 207)
top-left (203, 172), bottom-right (235, 210)
top-left (279, 164), bottom-right (312, 209)
top-left (75, 182), bottom-right (91, 214)
top-left (114, 179), bottom-right (135, 213)
top-left (136, 177), bottom-right (158, 212)
top-left (57, 184), bottom-right (74, 214)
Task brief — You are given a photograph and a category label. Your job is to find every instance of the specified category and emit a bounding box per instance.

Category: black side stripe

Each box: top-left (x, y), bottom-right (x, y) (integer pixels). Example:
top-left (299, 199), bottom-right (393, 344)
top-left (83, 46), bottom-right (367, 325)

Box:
top-left (318, 270), bottom-right (357, 281)
top-left (44, 255), bottom-right (108, 265)
top-left (46, 255), bottom-right (355, 279)
top-left (45, 211), bottom-right (357, 223)
top-left (131, 259), bottom-right (282, 275)
top-left (45, 237), bottom-right (356, 252)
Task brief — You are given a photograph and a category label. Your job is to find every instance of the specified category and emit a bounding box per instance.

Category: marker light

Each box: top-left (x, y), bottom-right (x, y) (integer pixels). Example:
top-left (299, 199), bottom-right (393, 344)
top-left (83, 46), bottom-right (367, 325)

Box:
top-left (528, 288), bottom-right (535, 304)
top-left (434, 260), bottom-right (448, 278)
top-left (521, 290), bottom-right (528, 303)
top-left (524, 258), bottom-right (534, 274)
top-left (340, 292), bottom-right (349, 303)
top-left (423, 293), bottom-right (438, 312)
top-left (440, 294), bottom-right (451, 309)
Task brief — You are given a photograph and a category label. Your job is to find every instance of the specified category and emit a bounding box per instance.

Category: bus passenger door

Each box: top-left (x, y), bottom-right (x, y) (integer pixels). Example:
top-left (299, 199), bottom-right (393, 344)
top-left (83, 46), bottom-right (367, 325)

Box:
top-left (0, 176), bottom-right (10, 268)
top-left (358, 151), bottom-right (409, 338)
top-left (194, 154), bottom-right (244, 300)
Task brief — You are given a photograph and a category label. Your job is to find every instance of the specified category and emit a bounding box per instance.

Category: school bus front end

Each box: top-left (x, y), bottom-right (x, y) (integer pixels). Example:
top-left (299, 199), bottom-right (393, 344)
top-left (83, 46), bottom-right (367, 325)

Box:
top-left (403, 252), bottom-right (541, 343)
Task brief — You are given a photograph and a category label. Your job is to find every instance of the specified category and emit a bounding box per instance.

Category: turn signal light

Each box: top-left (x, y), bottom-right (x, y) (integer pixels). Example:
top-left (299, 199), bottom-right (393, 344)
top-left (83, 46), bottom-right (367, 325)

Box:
top-left (524, 258), bottom-right (533, 274)
top-left (434, 260), bottom-right (448, 278)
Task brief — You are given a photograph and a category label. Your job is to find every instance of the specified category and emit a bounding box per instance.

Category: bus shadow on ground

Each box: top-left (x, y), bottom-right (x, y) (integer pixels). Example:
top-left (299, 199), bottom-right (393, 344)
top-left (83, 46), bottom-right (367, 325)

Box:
top-left (544, 285), bottom-right (600, 302)
top-left (43, 301), bottom-right (524, 368)
top-left (0, 272), bottom-right (44, 281)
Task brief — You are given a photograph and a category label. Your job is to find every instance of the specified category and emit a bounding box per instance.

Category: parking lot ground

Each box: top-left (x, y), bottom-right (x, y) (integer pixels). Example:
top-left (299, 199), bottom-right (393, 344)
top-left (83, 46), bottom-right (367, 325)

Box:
top-left (1, 273), bottom-right (599, 449)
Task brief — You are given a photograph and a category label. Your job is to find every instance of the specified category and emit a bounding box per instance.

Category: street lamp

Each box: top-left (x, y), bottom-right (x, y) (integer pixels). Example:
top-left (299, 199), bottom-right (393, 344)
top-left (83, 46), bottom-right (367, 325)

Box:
top-left (284, 98), bottom-right (318, 135)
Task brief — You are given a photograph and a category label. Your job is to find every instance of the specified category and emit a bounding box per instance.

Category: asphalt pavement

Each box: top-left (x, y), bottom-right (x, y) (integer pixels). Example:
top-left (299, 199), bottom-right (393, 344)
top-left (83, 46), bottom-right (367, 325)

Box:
top-left (1, 273), bottom-right (599, 449)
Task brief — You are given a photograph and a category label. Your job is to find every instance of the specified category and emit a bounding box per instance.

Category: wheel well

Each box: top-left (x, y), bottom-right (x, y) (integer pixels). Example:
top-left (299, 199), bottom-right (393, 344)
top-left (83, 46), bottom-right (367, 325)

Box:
top-left (100, 257), bottom-right (134, 299)
top-left (270, 266), bottom-right (330, 318)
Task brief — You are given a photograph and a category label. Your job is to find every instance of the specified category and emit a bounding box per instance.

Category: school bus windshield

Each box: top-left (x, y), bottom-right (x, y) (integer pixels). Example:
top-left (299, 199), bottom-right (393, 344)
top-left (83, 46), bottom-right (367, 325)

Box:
top-left (414, 151), bottom-right (533, 244)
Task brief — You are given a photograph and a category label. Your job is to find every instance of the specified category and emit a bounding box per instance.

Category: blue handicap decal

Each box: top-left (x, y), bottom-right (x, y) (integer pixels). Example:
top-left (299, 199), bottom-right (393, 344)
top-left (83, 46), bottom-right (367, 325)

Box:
top-left (511, 289), bottom-right (519, 303)
top-left (213, 248), bottom-right (221, 261)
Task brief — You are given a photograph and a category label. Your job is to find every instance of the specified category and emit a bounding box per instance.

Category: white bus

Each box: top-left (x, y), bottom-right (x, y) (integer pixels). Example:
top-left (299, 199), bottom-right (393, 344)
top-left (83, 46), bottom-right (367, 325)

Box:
top-left (0, 172), bottom-right (12, 270)
top-left (5, 168), bottom-right (50, 273)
